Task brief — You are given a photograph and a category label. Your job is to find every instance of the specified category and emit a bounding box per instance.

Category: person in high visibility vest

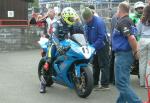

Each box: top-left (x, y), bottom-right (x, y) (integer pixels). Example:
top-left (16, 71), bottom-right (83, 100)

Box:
top-left (129, 1), bottom-right (145, 25)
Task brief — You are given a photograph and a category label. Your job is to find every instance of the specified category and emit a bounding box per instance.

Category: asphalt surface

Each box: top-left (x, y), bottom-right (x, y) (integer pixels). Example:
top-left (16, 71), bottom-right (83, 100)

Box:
top-left (0, 50), bottom-right (148, 103)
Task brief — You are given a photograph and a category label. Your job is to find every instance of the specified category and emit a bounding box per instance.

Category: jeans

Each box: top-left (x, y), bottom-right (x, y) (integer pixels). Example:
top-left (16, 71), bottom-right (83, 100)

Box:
top-left (115, 51), bottom-right (142, 103)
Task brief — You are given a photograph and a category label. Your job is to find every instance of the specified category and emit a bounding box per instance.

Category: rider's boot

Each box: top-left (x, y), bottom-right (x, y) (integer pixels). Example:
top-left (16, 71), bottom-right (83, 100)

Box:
top-left (40, 76), bottom-right (46, 93)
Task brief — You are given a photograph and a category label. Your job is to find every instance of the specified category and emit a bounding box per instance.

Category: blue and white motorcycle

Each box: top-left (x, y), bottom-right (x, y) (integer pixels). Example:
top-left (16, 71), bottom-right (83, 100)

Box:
top-left (38, 33), bottom-right (95, 98)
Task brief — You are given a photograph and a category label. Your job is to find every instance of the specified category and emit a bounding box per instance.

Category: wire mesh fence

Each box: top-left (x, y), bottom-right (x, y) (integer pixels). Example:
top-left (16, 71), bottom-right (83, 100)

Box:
top-left (46, 2), bottom-right (135, 33)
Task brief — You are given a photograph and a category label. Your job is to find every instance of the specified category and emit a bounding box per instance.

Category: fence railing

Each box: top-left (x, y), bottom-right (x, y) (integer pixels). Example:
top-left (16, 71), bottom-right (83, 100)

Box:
top-left (0, 19), bottom-right (28, 27)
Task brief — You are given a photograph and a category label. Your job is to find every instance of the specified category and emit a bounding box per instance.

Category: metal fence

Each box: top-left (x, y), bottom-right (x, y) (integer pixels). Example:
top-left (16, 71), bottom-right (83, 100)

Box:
top-left (45, 2), bottom-right (135, 33)
top-left (44, 2), bottom-right (136, 16)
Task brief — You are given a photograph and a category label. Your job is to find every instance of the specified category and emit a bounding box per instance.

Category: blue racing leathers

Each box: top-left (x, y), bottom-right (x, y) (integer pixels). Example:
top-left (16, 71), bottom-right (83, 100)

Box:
top-left (51, 19), bottom-right (84, 58)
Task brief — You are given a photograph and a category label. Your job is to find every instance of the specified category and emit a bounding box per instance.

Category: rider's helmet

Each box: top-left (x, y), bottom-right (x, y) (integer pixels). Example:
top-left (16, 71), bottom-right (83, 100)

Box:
top-left (133, 1), bottom-right (145, 19)
top-left (134, 1), bottom-right (145, 9)
top-left (134, 1), bottom-right (145, 14)
top-left (61, 7), bottom-right (78, 25)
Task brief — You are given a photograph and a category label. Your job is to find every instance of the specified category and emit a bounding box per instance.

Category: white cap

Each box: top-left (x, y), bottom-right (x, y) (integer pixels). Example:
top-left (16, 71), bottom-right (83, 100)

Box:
top-left (134, 1), bottom-right (145, 9)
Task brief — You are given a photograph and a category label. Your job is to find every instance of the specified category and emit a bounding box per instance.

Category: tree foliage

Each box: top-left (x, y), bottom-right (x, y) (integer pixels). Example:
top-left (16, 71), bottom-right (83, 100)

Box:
top-left (32, 0), bottom-right (39, 7)
top-left (25, 0), bottom-right (34, 2)
top-left (65, 0), bottom-right (80, 1)
top-left (26, 0), bottom-right (39, 8)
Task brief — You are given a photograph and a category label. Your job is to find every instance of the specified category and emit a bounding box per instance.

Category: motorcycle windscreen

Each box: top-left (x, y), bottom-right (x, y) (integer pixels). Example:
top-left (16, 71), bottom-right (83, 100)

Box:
top-left (71, 34), bottom-right (87, 46)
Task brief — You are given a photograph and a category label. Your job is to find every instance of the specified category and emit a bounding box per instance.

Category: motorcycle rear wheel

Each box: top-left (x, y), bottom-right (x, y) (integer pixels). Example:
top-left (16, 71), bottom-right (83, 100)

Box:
top-left (73, 67), bottom-right (93, 98)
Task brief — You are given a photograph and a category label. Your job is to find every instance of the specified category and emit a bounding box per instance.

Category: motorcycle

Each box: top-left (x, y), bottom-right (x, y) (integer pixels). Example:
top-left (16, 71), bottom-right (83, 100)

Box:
top-left (38, 33), bottom-right (95, 98)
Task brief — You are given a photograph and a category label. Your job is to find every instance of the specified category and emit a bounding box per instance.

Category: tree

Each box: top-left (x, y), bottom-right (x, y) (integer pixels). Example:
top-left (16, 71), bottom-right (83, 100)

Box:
top-left (26, 0), bottom-right (39, 8)
top-left (32, 0), bottom-right (39, 7)
top-left (65, 0), bottom-right (80, 1)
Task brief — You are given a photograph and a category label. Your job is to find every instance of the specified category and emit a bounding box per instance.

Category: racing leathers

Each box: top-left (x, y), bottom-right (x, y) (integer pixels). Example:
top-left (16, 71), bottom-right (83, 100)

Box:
top-left (129, 13), bottom-right (142, 41)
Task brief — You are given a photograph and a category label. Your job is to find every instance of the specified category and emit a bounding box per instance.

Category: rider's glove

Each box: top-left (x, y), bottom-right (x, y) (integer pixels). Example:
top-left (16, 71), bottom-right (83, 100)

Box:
top-left (57, 45), bottom-right (65, 55)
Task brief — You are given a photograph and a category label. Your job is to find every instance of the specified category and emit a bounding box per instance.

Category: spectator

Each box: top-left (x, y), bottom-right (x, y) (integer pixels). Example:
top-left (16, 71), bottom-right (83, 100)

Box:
top-left (29, 13), bottom-right (37, 25)
top-left (109, 13), bottom-right (119, 84)
top-left (88, 5), bottom-right (99, 17)
top-left (45, 9), bottom-right (57, 35)
top-left (137, 5), bottom-right (150, 87)
top-left (129, 1), bottom-right (145, 25)
top-left (40, 4), bottom-right (48, 16)
top-left (82, 7), bottom-right (110, 90)
top-left (36, 14), bottom-right (45, 28)
top-left (148, 0), bottom-right (150, 5)
top-left (112, 1), bottom-right (142, 103)
top-left (129, 1), bottom-right (145, 81)
top-left (129, 1), bottom-right (144, 41)
top-left (38, 9), bottom-right (57, 37)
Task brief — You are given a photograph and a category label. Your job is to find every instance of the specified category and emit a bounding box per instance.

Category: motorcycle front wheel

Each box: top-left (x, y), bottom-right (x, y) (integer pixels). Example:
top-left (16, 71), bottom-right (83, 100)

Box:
top-left (73, 67), bottom-right (93, 98)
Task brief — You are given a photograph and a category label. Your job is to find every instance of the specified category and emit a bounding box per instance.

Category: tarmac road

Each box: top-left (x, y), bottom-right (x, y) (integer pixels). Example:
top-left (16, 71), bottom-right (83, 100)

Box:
top-left (0, 50), bottom-right (147, 103)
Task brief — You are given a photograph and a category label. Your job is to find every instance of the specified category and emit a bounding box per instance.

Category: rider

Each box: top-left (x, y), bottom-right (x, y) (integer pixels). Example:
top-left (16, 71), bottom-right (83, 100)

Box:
top-left (40, 7), bottom-right (84, 93)
top-left (129, 1), bottom-right (145, 77)
top-left (129, 1), bottom-right (145, 25)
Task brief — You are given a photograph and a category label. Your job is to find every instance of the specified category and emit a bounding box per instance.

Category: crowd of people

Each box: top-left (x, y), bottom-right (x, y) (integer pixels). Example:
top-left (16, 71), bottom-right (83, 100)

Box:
top-left (30, 0), bottom-right (150, 102)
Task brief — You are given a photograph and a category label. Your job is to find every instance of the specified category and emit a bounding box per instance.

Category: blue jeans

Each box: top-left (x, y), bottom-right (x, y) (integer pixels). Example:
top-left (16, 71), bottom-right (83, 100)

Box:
top-left (115, 51), bottom-right (142, 103)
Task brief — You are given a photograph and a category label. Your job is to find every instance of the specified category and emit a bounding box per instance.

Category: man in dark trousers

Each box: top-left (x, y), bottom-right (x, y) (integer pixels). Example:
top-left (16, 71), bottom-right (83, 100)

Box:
top-left (82, 7), bottom-right (110, 90)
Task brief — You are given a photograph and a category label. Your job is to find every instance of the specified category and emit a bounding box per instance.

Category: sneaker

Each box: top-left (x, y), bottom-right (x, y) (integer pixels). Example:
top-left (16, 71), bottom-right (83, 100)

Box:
top-left (93, 85), bottom-right (101, 91)
top-left (98, 85), bottom-right (110, 90)
top-left (94, 85), bottom-right (110, 91)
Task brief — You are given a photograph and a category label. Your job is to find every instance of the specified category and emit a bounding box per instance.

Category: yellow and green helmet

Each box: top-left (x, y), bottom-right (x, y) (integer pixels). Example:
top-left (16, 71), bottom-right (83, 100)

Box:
top-left (61, 7), bottom-right (78, 25)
